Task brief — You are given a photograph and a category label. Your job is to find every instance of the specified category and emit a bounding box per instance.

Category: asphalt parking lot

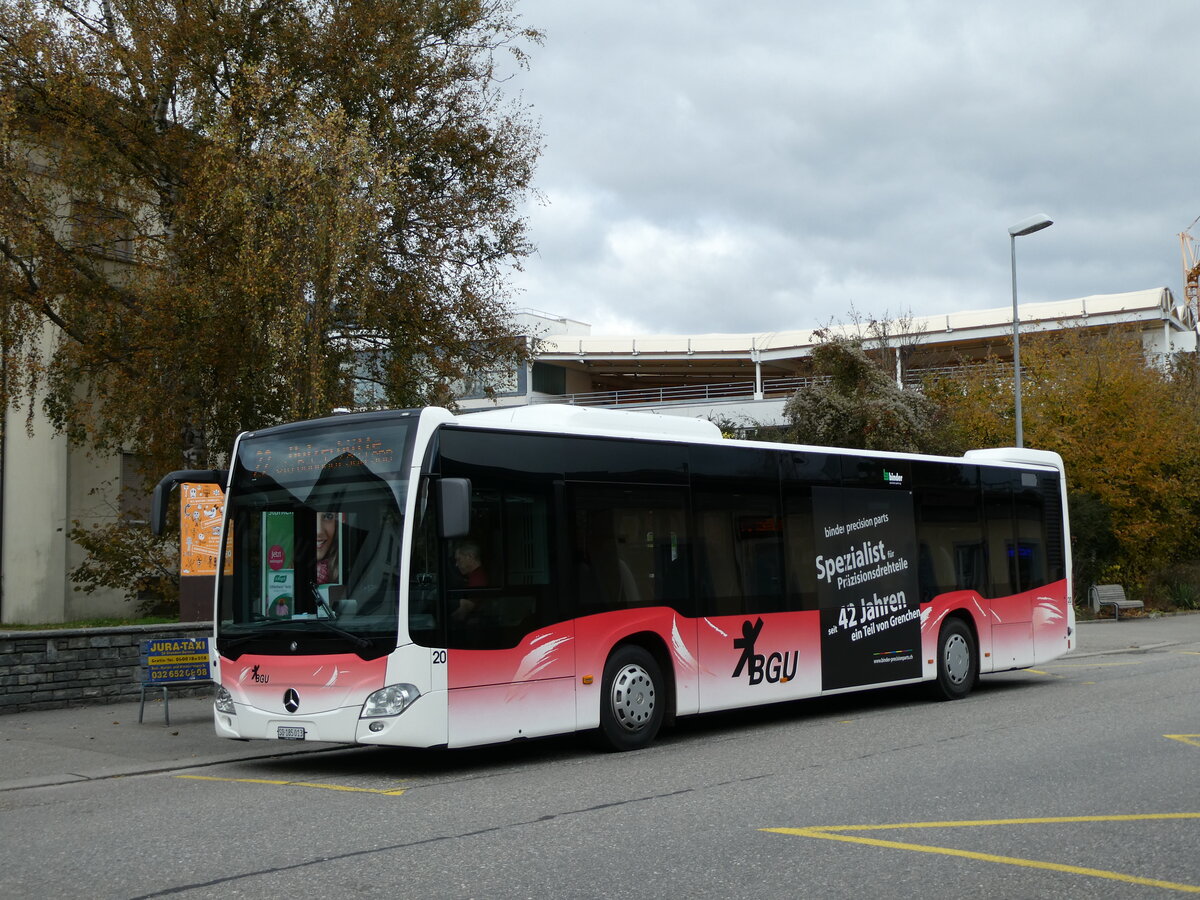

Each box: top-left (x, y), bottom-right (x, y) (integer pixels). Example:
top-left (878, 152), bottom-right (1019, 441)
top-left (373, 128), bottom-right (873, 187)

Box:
top-left (0, 612), bottom-right (1193, 793)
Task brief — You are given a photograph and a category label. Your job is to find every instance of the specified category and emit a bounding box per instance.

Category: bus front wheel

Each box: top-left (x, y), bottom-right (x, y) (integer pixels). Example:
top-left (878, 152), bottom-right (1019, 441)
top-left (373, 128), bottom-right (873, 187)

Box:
top-left (597, 645), bottom-right (665, 752)
top-left (932, 617), bottom-right (977, 701)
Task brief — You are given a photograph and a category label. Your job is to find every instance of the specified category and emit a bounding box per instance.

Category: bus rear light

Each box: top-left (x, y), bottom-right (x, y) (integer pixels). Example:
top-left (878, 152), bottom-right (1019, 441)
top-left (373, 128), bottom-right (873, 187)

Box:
top-left (361, 684), bottom-right (420, 718)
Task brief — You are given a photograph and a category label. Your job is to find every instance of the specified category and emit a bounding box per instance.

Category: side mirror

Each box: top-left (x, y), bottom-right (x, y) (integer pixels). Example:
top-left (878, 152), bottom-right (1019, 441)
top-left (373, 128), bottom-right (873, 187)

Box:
top-left (437, 477), bottom-right (472, 539)
top-left (151, 469), bottom-right (228, 535)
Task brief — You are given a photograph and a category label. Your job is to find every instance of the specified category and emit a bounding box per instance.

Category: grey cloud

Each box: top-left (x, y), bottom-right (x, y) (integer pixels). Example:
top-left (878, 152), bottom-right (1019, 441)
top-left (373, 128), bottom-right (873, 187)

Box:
top-left (508, 1), bottom-right (1199, 333)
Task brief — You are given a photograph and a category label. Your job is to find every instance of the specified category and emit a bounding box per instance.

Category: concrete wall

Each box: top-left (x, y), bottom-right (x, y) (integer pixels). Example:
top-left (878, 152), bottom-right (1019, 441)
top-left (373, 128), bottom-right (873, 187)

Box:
top-left (0, 622), bottom-right (211, 713)
top-left (1, 324), bottom-right (129, 624)
top-left (64, 447), bottom-right (129, 621)
top-left (564, 366), bottom-right (594, 395)
top-left (1143, 322), bottom-right (1199, 356)
top-left (2, 329), bottom-right (70, 624)
top-left (1, 414), bottom-right (129, 624)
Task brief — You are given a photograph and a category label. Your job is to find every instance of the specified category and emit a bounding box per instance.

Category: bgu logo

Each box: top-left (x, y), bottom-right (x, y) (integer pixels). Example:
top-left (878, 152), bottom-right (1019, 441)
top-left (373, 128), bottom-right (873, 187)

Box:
top-left (251, 664), bottom-right (269, 684)
top-left (732, 617), bottom-right (798, 685)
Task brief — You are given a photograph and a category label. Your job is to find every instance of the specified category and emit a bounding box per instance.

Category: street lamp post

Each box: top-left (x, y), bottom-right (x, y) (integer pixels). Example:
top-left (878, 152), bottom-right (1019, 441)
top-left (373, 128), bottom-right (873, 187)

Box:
top-left (1008, 214), bottom-right (1053, 447)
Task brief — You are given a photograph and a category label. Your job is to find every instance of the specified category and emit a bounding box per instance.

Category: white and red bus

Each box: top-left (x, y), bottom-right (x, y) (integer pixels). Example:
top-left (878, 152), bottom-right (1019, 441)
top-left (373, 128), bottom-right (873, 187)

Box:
top-left (153, 404), bottom-right (1074, 752)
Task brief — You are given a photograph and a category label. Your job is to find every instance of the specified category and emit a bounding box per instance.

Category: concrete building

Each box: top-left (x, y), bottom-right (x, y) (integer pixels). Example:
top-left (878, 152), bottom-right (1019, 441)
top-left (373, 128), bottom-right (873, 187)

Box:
top-left (459, 287), bottom-right (1198, 426)
top-left (0, 334), bottom-right (135, 625)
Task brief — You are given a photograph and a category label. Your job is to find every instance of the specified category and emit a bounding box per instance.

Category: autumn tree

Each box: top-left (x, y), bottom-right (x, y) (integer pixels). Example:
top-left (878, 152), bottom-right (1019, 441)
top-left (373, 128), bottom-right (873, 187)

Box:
top-left (783, 336), bottom-right (958, 455)
top-left (0, 0), bottom-right (541, 478)
top-left (925, 328), bottom-right (1200, 595)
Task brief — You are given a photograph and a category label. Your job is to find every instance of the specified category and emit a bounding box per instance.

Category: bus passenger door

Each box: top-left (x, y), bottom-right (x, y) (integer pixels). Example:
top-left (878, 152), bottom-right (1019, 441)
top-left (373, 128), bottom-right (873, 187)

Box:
top-left (441, 481), bottom-right (577, 748)
top-left (691, 455), bottom-right (821, 712)
top-left (563, 482), bottom-right (699, 725)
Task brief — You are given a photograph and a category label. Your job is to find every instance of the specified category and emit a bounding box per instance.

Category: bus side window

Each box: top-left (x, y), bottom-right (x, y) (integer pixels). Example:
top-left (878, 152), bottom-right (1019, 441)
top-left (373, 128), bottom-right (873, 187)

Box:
top-left (451, 489), bottom-right (503, 589)
top-left (693, 486), bottom-right (785, 616)
top-left (915, 494), bottom-right (985, 599)
top-left (568, 485), bottom-right (689, 617)
top-left (444, 485), bottom-right (555, 650)
top-left (1014, 473), bottom-right (1048, 592)
top-left (1039, 474), bottom-right (1067, 585)
top-left (782, 489), bottom-right (819, 612)
top-left (982, 469), bottom-right (1016, 598)
top-left (408, 479), bottom-right (443, 647)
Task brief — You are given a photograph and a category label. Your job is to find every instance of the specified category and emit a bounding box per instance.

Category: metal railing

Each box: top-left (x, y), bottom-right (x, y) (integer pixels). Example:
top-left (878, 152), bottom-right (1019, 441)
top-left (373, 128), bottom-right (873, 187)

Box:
top-left (529, 364), bottom-right (1006, 409)
top-left (529, 375), bottom-right (831, 408)
top-left (903, 363), bottom-right (1012, 386)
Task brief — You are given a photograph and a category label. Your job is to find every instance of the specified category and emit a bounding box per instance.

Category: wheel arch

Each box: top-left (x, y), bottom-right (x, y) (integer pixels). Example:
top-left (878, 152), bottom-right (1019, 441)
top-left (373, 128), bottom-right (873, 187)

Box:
top-left (607, 630), bottom-right (677, 726)
top-left (943, 607), bottom-right (981, 650)
top-left (927, 602), bottom-right (984, 673)
top-left (930, 609), bottom-right (981, 701)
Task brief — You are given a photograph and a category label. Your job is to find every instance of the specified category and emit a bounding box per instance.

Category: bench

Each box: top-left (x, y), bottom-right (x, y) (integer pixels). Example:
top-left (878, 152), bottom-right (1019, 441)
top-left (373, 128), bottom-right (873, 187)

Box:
top-left (1089, 584), bottom-right (1144, 621)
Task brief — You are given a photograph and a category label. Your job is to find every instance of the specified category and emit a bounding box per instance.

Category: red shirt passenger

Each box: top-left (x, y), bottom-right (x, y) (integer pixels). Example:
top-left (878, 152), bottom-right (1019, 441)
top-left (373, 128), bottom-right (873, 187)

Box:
top-left (451, 541), bottom-right (489, 624)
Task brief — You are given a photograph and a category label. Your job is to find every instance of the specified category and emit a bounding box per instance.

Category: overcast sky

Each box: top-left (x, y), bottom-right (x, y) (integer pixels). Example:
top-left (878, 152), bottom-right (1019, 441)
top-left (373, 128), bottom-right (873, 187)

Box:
top-left (503, 1), bottom-right (1199, 335)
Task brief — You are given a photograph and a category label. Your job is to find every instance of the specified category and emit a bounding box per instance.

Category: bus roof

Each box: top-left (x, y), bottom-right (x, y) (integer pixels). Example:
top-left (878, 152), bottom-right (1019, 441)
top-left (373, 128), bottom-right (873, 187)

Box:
top-left (451, 405), bottom-right (1065, 473)
top-left (453, 405), bottom-right (723, 442)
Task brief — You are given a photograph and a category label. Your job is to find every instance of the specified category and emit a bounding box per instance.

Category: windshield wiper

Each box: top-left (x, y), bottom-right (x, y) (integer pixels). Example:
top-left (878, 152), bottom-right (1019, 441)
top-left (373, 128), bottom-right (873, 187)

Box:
top-left (310, 581), bottom-right (338, 620)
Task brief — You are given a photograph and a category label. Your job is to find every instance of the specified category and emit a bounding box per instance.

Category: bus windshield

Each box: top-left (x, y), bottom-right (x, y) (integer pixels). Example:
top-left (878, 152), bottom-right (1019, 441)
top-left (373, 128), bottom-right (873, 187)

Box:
top-left (215, 415), bottom-right (416, 660)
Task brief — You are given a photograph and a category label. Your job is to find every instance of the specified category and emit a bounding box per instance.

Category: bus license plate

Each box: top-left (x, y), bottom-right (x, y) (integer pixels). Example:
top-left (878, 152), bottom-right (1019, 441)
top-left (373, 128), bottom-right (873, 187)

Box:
top-left (277, 726), bottom-right (306, 741)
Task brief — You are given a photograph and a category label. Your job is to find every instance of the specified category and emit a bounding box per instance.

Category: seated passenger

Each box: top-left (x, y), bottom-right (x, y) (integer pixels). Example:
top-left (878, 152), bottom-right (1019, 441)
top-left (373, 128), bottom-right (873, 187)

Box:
top-left (451, 540), bottom-right (490, 625)
top-left (454, 540), bottom-right (488, 588)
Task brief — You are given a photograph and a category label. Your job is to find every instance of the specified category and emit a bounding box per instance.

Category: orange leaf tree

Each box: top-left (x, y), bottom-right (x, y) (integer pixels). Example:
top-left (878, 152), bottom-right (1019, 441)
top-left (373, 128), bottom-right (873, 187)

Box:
top-left (926, 328), bottom-right (1200, 593)
top-left (0, 0), bottom-right (541, 477)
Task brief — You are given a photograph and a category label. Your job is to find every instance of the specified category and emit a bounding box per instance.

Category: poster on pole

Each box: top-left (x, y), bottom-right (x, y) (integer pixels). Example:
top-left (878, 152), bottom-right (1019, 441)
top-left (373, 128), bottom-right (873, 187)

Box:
top-left (814, 485), bottom-right (922, 691)
top-left (180, 483), bottom-right (230, 576)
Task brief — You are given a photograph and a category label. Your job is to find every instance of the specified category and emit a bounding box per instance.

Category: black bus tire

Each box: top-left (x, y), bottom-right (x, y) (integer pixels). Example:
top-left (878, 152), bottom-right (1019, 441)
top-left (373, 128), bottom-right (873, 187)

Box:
top-left (596, 645), bottom-right (665, 752)
top-left (932, 617), bottom-right (977, 701)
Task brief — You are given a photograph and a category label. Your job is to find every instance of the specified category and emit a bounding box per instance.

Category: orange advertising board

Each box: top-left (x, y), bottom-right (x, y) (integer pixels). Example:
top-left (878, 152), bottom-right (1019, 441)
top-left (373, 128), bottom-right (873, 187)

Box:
top-left (180, 482), bottom-right (230, 576)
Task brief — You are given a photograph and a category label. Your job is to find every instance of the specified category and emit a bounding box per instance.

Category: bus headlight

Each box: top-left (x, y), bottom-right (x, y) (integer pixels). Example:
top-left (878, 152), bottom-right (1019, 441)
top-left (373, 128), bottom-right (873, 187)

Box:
top-left (214, 686), bottom-right (235, 714)
top-left (361, 684), bottom-right (420, 718)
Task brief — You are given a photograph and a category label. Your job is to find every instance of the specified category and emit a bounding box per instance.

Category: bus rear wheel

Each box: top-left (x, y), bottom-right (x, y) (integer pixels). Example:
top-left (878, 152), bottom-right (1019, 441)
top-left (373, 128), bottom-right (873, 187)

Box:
top-left (932, 617), bottom-right (977, 701)
top-left (597, 645), bottom-right (665, 752)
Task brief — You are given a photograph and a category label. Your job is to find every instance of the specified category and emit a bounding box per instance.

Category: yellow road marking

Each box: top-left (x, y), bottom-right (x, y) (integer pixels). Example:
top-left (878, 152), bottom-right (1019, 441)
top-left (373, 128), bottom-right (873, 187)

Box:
top-left (176, 774), bottom-right (406, 795)
top-left (1038, 661), bottom-right (1140, 669)
top-left (764, 814), bottom-right (1200, 894)
top-left (1165, 735), bottom-right (1200, 748)
top-left (1026, 660), bottom-right (1139, 677)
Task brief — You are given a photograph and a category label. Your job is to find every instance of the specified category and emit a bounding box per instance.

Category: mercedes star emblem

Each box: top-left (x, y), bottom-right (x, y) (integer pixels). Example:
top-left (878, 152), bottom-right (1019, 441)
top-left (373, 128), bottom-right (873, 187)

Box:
top-left (283, 689), bottom-right (300, 713)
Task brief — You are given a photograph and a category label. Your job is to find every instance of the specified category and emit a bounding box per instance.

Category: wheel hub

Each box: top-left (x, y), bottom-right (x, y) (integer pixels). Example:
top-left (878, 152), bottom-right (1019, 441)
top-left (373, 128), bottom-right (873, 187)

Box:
top-left (944, 633), bottom-right (970, 685)
top-left (611, 663), bottom-right (656, 732)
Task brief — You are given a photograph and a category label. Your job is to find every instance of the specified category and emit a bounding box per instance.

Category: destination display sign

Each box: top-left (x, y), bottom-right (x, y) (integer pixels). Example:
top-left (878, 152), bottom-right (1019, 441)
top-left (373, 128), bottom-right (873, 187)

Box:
top-left (248, 434), bottom-right (398, 479)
